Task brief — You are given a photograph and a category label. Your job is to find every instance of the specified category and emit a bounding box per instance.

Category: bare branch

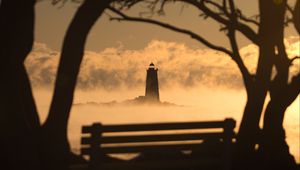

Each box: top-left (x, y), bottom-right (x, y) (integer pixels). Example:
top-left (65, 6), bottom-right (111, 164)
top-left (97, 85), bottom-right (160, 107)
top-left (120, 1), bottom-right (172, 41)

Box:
top-left (203, 0), bottom-right (229, 16)
top-left (289, 56), bottom-right (300, 65)
top-left (117, 0), bottom-right (259, 44)
top-left (286, 3), bottom-right (293, 14)
top-left (283, 1), bottom-right (298, 27)
top-left (236, 9), bottom-right (259, 26)
top-left (109, 3), bottom-right (254, 91)
top-left (285, 72), bottom-right (300, 105)
top-left (108, 6), bottom-right (233, 56)
top-left (113, 0), bottom-right (145, 9)
top-left (222, 0), bottom-right (228, 15)
top-left (227, 0), bottom-right (253, 91)
top-left (176, 0), bottom-right (259, 44)
top-left (293, 0), bottom-right (300, 33)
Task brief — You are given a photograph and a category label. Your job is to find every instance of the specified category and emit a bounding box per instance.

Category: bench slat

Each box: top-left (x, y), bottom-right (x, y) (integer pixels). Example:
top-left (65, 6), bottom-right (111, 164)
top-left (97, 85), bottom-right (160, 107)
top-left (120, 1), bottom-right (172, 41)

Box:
top-left (81, 143), bottom-right (223, 155)
top-left (81, 132), bottom-right (229, 145)
top-left (82, 120), bottom-right (229, 134)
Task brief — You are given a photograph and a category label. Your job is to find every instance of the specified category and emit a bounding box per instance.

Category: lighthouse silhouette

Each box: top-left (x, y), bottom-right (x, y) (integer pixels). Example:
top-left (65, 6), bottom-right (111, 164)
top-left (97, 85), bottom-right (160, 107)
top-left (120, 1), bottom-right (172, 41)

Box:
top-left (145, 63), bottom-right (160, 102)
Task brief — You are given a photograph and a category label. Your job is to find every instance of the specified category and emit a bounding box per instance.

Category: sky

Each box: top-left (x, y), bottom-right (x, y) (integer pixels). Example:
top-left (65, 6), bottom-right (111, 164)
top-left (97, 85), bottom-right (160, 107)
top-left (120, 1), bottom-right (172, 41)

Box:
top-left (35, 0), bottom-right (298, 51)
top-left (29, 0), bottom-right (300, 162)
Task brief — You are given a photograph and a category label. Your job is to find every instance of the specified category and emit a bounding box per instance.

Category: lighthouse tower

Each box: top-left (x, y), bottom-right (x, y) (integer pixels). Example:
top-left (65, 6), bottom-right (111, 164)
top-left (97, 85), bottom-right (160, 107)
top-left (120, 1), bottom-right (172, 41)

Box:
top-left (145, 63), bottom-right (160, 102)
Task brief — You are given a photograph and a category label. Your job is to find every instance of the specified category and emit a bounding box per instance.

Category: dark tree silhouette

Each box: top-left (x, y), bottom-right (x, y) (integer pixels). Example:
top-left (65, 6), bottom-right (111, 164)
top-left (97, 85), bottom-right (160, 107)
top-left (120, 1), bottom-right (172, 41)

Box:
top-left (40, 0), bottom-right (112, 169)
top-left (1, 0), bottom-right (298, 169)
top-left (258, 1), bottom-right (300, 169)
top-left (107, 0), bottom-right (300, 169)
top-left (1, 1), bottom-right (41, 169)
top-left (293, 0), bottom-right (300, 33)
top-left (1, 0), bottom-right (112, 169)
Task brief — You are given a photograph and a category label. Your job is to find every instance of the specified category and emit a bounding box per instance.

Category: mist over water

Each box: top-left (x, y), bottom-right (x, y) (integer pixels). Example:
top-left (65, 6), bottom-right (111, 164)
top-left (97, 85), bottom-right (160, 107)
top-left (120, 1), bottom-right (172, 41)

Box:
top-left (33, 87), bottom-right (300, 162)
top-left (27, 38), bottom-right (300, 162)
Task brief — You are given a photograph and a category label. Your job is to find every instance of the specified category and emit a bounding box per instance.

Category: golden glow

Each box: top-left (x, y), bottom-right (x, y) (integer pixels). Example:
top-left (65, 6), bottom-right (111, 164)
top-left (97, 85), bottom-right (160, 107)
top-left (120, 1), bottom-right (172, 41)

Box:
top-left (28, 37), bottom-right (299, 162)
top-left (30, 1), bottom-right (300, 162)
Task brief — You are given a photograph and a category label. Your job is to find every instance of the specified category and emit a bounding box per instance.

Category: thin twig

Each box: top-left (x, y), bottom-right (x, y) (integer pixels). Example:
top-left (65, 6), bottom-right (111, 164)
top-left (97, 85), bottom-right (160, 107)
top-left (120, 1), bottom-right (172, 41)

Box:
top-left (108, 6), bottom-right (233, 56)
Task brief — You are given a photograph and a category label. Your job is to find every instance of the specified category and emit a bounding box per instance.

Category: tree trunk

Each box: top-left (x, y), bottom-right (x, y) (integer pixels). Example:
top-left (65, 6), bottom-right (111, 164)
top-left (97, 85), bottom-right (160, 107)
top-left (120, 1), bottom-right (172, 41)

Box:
top-left (259, 2), bottom-right (298, 166)
top-left (259, 100), bottom-right (297, 170)
top-left (40, 0), bottom-right (111, 169)
top-left (235, 0), bottom-right (287, 168)
top-left (0, 0), bottom-right (41, 169)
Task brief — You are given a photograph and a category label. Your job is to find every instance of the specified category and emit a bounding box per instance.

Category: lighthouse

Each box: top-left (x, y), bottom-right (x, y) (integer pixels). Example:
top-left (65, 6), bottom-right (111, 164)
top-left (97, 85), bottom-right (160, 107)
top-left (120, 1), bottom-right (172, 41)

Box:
top-left (145, 63), bottom-right (160, 102)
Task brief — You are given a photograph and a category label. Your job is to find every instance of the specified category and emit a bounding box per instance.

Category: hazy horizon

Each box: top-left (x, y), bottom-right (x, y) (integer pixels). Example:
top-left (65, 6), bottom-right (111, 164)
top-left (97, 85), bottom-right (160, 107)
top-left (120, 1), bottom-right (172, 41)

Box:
top-left (27, 39), bottom-right (300, 162)
top-left (28, 0), bottom-right (300, 163)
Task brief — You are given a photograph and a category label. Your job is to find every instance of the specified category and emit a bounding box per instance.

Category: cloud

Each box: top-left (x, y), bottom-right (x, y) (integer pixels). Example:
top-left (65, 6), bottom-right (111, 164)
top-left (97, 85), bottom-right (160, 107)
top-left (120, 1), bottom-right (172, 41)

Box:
top-left (25, 38), bottom-right (299, 91)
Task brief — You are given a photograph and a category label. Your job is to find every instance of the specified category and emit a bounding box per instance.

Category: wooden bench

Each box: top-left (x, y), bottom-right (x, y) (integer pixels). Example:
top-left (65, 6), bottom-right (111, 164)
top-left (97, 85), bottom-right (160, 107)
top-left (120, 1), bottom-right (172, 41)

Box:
top-left (80, 118), bottom-right (236, 170)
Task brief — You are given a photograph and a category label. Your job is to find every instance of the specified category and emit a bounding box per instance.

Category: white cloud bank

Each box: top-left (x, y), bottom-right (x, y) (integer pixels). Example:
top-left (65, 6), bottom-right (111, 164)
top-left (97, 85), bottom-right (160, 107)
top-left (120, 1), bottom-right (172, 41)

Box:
top-left (25, 37), bottom-right (299, 91)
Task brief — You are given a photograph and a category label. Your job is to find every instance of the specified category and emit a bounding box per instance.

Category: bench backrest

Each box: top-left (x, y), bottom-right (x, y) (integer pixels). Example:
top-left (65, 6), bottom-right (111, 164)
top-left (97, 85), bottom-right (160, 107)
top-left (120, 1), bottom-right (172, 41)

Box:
top-left (80, 118), bottom-right (236, 170)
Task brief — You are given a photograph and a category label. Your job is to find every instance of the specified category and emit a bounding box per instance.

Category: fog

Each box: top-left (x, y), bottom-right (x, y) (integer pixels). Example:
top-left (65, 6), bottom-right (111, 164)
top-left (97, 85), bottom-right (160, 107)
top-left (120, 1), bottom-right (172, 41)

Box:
top-left (33, 87), bottom-right (300, 162)
top-left (27, 38), bottom-right (300, 162)
top-left (25, 38), bottom-right (300, 91)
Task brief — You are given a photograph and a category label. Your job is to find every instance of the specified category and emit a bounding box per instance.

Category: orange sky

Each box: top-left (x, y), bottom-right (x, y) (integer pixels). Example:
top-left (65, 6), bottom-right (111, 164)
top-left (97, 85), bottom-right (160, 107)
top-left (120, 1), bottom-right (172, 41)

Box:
top-left (30, 0), bottom-right (300, 162)
top-left (35, 0), bottom-right (298, 51)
